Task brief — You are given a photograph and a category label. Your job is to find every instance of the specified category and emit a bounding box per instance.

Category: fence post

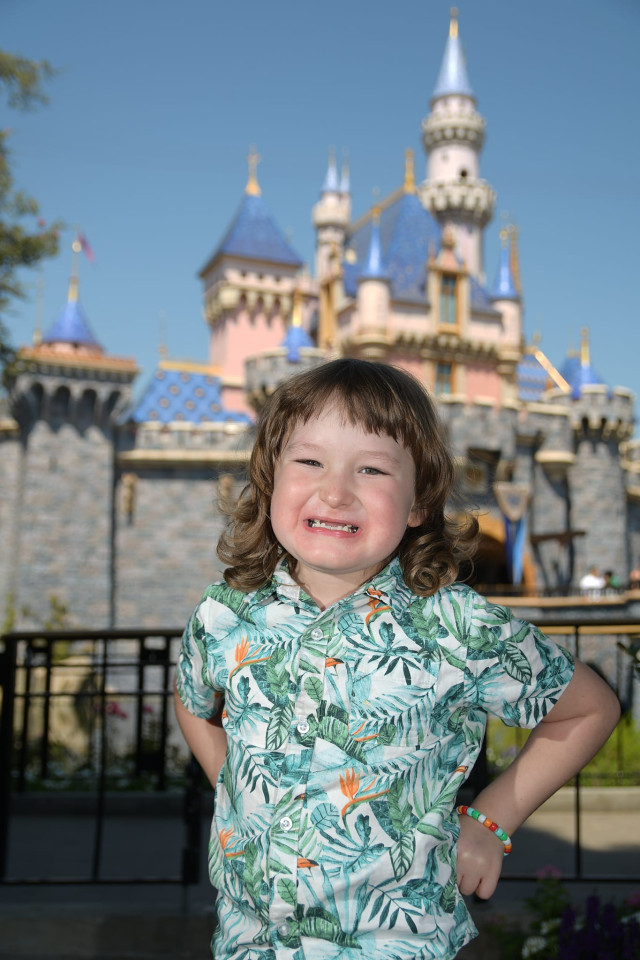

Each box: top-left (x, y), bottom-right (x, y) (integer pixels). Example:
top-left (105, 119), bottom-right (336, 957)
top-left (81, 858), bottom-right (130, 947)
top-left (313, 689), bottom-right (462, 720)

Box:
top-left (182, 756), bottom-right (203, 887)
top-left (0, 636), bottom-right (17, 879)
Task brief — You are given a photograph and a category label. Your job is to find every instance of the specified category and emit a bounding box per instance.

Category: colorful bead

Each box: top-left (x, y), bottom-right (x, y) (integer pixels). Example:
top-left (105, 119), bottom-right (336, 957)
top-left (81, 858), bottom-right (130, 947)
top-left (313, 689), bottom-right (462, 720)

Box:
top-left (456, 804), bottom-right (512, 857)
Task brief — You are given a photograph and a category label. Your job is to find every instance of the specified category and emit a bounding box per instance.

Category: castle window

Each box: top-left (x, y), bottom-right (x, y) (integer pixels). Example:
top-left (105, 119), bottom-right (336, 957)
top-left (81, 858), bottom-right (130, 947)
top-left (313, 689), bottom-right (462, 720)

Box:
top-left (435, 362), bottom-right (453, 396)
top-left (440, 274), bottom-right (457, 326)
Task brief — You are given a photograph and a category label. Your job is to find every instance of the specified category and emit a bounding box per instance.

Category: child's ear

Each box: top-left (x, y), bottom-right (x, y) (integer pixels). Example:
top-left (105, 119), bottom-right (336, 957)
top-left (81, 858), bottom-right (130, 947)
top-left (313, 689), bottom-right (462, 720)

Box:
top-left (407, 505), bottom-right (425, 528)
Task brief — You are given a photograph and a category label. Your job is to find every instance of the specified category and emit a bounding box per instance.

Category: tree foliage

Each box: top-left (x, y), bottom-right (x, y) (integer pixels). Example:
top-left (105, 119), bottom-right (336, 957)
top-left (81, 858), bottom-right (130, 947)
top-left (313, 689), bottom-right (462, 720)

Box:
top-left (0, 50), bottom-right (61, 366)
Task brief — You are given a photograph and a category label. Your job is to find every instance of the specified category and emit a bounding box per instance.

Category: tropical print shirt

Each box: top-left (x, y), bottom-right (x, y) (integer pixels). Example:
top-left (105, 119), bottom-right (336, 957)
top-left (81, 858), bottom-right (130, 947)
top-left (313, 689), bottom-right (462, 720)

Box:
top-left (176, 558), bottom-right (574, 960)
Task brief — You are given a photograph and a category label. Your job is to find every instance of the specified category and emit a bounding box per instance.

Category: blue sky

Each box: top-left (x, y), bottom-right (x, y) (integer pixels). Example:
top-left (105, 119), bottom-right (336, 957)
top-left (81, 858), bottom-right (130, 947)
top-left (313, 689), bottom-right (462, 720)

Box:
top-left (3, 0), bottom-right (639, 417)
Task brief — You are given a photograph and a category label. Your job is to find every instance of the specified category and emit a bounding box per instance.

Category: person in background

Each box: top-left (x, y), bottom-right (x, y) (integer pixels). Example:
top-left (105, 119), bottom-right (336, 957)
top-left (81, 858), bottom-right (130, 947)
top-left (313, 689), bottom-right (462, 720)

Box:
top-left (579, 566), bottom-right (605, 598)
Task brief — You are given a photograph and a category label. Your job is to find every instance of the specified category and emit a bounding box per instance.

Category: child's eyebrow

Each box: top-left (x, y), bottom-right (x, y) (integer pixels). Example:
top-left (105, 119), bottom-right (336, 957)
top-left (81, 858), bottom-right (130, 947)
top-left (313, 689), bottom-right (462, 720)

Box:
top-left (285, 440), bottom-right (403, 466)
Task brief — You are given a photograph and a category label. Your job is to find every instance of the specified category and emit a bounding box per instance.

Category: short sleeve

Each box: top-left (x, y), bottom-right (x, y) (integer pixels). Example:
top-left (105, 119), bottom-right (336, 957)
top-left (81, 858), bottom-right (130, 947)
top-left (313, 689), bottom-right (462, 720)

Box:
top-left (464, 592), bottom-right (575, 728)
top-left (175, 594), bottom-right (225, 720)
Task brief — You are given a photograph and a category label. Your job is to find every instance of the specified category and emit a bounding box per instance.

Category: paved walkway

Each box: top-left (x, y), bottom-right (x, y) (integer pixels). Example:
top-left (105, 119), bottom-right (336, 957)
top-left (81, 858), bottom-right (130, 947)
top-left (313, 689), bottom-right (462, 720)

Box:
top-left (1, 789), bottom-right (639, 959)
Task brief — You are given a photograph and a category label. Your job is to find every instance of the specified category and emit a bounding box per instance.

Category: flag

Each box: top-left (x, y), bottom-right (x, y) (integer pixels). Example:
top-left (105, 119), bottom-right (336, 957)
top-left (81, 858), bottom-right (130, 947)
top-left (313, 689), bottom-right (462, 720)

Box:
top-left (77, 232), bottom-right (95, 263)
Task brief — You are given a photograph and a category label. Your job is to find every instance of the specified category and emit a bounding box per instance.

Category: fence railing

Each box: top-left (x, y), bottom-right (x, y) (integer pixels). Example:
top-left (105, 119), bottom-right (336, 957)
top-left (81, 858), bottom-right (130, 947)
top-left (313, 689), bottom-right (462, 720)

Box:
top-left (1, 617), bottom-right (638, 888)
top-left (0, 627), bottom-right (203, 887)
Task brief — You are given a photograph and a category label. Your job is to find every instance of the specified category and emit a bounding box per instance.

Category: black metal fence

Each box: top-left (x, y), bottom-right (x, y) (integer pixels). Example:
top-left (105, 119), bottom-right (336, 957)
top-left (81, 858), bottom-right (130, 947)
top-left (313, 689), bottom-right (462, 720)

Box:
top-left (0, 628), bottom-right (204, 887)
top-left (0, 618), bottom-right (638, 888)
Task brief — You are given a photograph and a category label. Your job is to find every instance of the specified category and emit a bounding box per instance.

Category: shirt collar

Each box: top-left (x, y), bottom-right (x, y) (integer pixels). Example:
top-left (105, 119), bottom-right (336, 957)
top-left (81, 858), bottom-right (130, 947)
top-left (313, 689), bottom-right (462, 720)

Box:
top-left (252, 555), bottom-right (410, 614)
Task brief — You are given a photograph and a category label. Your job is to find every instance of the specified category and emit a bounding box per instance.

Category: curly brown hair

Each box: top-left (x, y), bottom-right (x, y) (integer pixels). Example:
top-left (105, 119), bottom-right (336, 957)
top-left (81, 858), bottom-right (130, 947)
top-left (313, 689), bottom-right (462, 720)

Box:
top-left (218, 358), bottom-right (478, 595)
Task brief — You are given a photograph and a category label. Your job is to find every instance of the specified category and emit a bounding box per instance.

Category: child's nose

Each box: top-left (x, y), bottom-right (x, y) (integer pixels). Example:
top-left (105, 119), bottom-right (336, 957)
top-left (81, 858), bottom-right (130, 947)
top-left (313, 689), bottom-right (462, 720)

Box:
top-left (319, 472), bottom-right (354, 508)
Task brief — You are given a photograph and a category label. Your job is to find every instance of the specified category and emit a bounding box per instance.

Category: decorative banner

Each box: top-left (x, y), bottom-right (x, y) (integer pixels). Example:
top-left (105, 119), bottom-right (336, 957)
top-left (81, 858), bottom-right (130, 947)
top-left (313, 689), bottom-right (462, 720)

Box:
top-left (493, 482), bottom-right (530, 585)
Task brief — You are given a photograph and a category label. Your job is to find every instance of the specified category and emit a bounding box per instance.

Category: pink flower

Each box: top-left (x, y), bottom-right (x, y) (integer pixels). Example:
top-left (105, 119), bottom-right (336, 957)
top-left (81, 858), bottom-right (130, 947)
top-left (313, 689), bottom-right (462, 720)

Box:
top-left (106, 701), bottom-right (128, 719)
top-left (535, 863), bottom-right (563, 879)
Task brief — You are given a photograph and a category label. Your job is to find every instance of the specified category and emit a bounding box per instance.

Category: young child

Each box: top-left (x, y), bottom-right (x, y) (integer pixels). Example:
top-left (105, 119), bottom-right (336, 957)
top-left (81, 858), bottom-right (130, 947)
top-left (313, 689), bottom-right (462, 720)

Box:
top-left (174, 358), bottom-right (620, 960)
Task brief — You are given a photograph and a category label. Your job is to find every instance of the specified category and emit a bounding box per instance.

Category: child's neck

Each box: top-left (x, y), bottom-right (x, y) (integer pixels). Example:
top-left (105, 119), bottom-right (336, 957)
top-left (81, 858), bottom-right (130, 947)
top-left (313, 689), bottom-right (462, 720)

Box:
top-left (292, 565), bottom-right (385, 610)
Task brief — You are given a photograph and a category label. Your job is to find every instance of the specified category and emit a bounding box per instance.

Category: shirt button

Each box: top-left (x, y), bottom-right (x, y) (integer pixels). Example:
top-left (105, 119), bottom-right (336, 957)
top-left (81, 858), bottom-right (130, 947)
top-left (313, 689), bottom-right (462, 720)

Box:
top-left (311, 628), bottom-right (323, 640)
top-left (277, 922), bottom-right (292, 937)
top-left (279, 816), bottom-right (293, 831)
top-left (296, 720), bottom-right (310, 735)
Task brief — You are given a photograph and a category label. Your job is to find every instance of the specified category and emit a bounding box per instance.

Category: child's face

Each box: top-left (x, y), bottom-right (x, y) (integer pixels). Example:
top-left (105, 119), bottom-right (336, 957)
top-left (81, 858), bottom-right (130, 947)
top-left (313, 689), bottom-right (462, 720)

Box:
top-left (270, 404), bottom-right (422, 607)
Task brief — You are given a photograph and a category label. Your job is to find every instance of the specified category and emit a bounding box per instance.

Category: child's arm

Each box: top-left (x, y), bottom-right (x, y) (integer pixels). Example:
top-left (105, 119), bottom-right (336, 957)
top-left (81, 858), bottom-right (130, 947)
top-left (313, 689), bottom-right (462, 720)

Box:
top-left (174, 682), bottom-right (228, 788)
top-left (456, 659), bottom-right (620, 900)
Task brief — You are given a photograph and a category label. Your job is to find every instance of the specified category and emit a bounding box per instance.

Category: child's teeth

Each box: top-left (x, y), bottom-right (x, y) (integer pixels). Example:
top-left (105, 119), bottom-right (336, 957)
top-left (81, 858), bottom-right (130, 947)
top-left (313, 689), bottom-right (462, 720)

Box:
top-left (309, 520), bottom-right (357, 533)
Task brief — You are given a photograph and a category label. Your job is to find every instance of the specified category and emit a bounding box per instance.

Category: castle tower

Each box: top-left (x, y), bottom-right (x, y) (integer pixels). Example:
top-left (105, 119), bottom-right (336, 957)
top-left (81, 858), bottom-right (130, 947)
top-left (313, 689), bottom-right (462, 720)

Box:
top-left (491, 226), bottom-right (523, 405)
top-left (199, 149), bottom-right (303, 415)
top-left (351, 208), bottom-right (392, 360)
top-left (312, 148), bottom-right (351, 281)
top-left (540, 329), bottom-right (635, 586)
top-left (419, 8), bottom-right (495, 279)
top-left (6, 244), bottom-right (138, 627)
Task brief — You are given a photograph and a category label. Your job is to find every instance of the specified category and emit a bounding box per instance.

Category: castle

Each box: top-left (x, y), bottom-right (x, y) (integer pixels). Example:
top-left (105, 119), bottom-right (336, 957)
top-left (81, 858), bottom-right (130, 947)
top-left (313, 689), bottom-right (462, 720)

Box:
top-left (2, 11), bottom-right (639, 630)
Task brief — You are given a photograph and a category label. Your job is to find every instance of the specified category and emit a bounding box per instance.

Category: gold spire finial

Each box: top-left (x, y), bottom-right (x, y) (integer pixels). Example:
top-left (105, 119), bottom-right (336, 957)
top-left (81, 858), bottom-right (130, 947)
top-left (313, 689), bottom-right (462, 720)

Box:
top-left (450, 7), bottom-right (459, 38)
top-left (509, 223), bottom-right (522, 296)
top-left (580, 326), bottom-right (590, 366)
top-left (68, 235), bottom-right (80, 303)
top-left (246, 145), bottom-right (262, 196)
top-left (291, 288), bottom-right (303, 328)
top-left (403, 148), bottom-right (416, 194)
top-left (371, 187), bottom-right (381, 224)
top-left (500, 226), bottom-right (509, 248)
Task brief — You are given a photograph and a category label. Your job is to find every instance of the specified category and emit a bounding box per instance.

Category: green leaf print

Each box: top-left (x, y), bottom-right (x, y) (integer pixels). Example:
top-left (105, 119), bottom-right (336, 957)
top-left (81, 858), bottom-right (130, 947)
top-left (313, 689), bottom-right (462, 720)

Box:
top-left (500, 640), bottom-right (533, 685)
top-left (440, 873), bottom-right (458, 914)
top-left (377, 723), bottom-right (396, 745)
top-left (278, 877), bottom-right (299, 907)
top-left (243, 842), bottom-right (268, 918)
top-left (304, 675), bottom-right (323, 703)
top-left (310, 802), bottom-right (340, 835)
top-left (390, 833), bottom-right (415, 881)
top-left (207, 582), bottom-right (253, 622)
top-left (387, 779), bottom-right (412, 835)
top-left (266, 700), bottom-right (294, 750)
top-left (298, 907), bottom-right (361, 948)
top-left (265, 646), bottom-right (292, 698)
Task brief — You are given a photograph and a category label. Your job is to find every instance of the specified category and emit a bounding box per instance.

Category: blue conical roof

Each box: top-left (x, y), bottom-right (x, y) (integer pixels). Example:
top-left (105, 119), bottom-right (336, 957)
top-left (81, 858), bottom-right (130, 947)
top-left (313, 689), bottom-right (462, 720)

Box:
top-left (559, 330), bottom-right (608, 399)
top-left (491, 240), bottom-right (519, 301)
top-left (358, 216), bottom-right (389, 282)
top-left (210, 193), bottom-right (302, 266)
top-left (343, 192), bottom-right (440, 302)
top-left (433, 13), bottom-right (474, 100)
top-left (322, 151), bottom-right (339, 194)
top-left (281, 323), bottom-right (314, 363)
top-left (42, 286), bottom-right (102, 349)
top-left (559, 355), bottom-right (607, 400)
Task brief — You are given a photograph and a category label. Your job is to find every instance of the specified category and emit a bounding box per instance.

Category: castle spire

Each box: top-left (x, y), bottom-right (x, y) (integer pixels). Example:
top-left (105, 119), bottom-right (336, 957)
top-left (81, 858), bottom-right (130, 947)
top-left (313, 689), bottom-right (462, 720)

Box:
top-left (340, 152), bottom-right (350, 195)
top-left (580, 326), bottom-right (590, 367)
top-left (491, 227), bottom-right (519, 301)
top-left (322, 147), bottom-right (339, 194)
top-left (359, 206), bottom-right (388, 281)
top-left (403, 148), bottom-right (416, 194)
top-left (432, 7), bottom-right (474, 100)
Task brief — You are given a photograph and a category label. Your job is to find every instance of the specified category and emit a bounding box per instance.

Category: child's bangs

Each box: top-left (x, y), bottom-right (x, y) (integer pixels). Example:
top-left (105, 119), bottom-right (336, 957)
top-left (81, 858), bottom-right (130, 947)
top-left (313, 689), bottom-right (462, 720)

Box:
top-left (287, 373), bottom-right (420, 451)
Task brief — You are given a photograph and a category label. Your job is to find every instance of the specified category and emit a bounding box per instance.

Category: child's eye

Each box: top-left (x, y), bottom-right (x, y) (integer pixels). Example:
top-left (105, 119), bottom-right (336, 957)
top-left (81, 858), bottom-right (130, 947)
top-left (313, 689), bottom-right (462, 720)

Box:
top-left (360, 466), bottom-right (385, 475)
top-left (295, 458), bottom-right (322, 467)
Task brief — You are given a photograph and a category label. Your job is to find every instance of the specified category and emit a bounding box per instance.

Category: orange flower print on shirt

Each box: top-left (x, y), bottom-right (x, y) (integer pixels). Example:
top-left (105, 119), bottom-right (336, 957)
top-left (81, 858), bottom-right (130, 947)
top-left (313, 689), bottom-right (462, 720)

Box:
top-left (339, 767), bottom-right (390, 819)
top-left (220, 828), bottom-right (244, 859)
top-left (365, 587), bottom-right (391, 626)
top-left (229, 636), bottom-right (270, 680)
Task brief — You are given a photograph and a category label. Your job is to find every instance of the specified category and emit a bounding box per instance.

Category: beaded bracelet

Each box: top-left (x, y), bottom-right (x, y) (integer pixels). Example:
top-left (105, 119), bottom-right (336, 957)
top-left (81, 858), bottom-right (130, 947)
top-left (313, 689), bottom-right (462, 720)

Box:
top-left (457, 804), bottom-right (512, 856)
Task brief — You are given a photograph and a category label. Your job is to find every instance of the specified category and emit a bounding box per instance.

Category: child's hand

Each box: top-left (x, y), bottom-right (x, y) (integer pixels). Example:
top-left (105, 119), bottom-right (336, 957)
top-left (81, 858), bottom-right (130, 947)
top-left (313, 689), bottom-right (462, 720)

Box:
top-left (455, 813), bottom-right (505, 900)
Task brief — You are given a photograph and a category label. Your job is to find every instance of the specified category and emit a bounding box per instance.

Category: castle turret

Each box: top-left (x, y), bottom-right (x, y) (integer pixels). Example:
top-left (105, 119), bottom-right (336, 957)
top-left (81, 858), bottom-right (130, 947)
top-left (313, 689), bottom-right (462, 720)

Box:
top-left (351, 208), bottom-right (392, 360)
top-left (491, 226), bottom-right (523, 404)
top-left (199, 149), bottom-right (303, 415)
top-left (6, 241), bottom-right (138, 627)
top-left (312, 148), bottom-right (351, 281)
top-left (419, 8), bottom-right (495, 279)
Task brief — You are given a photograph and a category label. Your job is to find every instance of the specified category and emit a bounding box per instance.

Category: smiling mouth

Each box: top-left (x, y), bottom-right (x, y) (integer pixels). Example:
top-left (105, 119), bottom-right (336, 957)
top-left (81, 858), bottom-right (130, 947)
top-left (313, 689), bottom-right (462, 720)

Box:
top-left (307, 519), bottom-right (358, 533)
